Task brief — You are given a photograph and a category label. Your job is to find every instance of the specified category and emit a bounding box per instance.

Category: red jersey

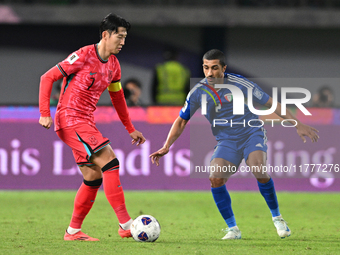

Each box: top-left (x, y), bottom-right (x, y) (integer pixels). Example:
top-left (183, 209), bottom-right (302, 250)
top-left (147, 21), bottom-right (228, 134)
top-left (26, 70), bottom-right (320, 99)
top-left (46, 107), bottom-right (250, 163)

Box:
top-left (55, 44), bottom-right (121, 130)
top-left (39, 44), bottom-right (135, 133)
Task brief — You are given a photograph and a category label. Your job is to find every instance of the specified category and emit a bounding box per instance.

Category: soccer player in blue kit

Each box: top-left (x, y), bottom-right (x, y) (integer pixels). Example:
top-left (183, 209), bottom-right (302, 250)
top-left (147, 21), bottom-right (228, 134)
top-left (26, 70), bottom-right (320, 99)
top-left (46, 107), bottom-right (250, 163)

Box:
top-left (150, 49), bottom-right (319, 239)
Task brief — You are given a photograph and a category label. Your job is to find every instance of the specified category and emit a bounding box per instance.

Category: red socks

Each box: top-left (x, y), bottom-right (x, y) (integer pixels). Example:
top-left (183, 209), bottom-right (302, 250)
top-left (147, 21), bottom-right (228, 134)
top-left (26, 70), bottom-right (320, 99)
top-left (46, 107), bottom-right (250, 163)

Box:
top-left (69, 158), bottom-right (130, 230)
top-left (102, 158), bottom-right (131, 224)
top-left (69, 179), bottom-right (102, 229)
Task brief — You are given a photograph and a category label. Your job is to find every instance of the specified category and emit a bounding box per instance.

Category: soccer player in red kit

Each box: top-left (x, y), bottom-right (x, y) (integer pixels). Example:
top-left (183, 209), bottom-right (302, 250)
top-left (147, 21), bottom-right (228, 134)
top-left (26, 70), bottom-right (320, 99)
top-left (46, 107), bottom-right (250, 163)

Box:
top-left (39, 13), bottom-right (146, 241)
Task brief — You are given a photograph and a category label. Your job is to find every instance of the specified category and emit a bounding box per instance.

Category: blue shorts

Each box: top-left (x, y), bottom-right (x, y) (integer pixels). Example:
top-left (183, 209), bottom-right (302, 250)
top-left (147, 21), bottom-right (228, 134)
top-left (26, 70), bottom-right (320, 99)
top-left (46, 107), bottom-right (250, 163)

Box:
top-left (211, 128), bottom-right (267, 166)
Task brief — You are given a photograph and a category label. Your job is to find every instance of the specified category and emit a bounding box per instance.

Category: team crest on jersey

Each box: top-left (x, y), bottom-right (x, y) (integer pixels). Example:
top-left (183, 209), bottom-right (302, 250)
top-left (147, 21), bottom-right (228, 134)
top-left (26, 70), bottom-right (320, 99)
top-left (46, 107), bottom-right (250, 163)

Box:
top-left (253, 88), bottom-right (263, 100)
top-left (67, 53), bottom-right (79, 65)
top-left (88, 136), bottom-right (98, 145)
top-left (224, 93), bottom-right (233, 102)
top-left (108, 70), bottom-right (113, 82)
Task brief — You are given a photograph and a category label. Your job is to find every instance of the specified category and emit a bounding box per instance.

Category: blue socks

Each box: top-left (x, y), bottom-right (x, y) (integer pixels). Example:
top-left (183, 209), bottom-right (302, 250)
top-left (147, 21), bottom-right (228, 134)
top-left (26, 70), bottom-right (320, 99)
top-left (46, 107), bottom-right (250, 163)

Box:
top-left (211, 178), bottom-right (280, 228)
top-left (211, 185), bottom-right (236, 228)
top-left (257, 178), bottom-right (280, 217)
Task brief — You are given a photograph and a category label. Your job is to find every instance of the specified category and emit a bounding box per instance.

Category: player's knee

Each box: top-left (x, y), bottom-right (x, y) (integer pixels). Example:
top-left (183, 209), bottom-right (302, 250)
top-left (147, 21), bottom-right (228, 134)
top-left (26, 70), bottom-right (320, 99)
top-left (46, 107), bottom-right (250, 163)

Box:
top-left (252, 169), bottom-right (270, 182)
top-left (249, 159), bottom-right (265, 168)
top-left (102, 158), bottom-right (119, 173)
top-left (248, 160), bottom-right (265, 175)
top-left (83, 178), bottom-right (103, 187)
top-left (209, 177), bottom-right (227, 188)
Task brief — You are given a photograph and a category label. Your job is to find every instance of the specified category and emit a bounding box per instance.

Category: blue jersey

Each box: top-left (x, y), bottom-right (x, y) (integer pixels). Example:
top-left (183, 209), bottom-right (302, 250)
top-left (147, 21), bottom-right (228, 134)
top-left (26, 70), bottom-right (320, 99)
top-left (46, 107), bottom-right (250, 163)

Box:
top-left (180, 73), bottom-right (270, 143)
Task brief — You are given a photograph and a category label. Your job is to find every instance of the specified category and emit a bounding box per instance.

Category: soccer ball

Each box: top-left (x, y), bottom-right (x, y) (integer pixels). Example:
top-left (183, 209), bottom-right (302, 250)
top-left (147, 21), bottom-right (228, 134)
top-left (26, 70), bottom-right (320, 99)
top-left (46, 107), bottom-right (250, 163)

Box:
top-left (130, 215), bottom-right (161, 242)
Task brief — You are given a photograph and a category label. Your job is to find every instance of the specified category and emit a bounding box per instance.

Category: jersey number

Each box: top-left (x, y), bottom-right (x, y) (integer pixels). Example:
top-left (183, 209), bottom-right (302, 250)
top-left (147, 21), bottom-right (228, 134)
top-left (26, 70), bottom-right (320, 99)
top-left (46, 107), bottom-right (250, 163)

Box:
top-left (87, 78), bottom-right (95, 90)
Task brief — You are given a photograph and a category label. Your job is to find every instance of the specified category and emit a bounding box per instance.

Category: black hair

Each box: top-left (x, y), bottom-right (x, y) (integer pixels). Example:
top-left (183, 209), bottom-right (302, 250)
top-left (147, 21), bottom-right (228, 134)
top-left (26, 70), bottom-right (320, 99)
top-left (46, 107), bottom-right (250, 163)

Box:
top-left (99, 13), bottom-right (131, 39)
top-left (202, 49), bottom-right (226, 67)
top-left (124, 78), bottom-right (142, 89)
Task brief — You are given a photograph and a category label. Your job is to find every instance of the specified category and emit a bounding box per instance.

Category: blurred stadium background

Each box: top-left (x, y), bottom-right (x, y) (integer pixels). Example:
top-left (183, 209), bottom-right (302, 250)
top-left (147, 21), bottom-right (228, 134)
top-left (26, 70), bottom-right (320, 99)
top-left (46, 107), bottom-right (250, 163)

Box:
top-left (0, 0), bottom-right (340, 191)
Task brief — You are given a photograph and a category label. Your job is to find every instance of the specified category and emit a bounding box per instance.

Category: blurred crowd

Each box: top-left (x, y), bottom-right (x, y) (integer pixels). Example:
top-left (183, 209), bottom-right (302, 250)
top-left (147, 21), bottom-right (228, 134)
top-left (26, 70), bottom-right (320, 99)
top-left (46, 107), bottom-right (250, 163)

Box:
top-left (49, 52), bottom-right (336, 108)
top-left (312, 86), bottom-right (334, 108)
top-left (124, 48), bottom-right (190, 107)
top-left (2, 0), bottom-right (340, 8)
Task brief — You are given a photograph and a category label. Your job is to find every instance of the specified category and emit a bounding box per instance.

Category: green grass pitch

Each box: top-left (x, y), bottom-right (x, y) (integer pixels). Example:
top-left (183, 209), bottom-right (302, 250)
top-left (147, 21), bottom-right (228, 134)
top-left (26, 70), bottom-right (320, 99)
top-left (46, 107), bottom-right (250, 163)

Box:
top-left (1, 191), bottom-right (339, 255)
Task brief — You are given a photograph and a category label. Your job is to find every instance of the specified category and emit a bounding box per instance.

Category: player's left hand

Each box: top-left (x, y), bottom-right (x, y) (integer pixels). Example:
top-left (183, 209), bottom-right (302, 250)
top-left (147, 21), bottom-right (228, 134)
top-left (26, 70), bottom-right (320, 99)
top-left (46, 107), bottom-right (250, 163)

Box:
top-left (130, 130), bottom-right (146, 146)
top-left (296, 123), bottom-right (319, 143)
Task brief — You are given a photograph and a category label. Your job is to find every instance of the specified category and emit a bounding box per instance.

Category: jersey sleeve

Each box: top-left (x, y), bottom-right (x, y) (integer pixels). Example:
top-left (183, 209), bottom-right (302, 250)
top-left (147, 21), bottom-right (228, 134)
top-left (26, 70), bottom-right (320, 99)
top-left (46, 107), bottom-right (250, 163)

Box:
top-left (107, 58), bottom-right (134, 133)
top-left (179, 87), bottom-right (200, 120)
top-left (39, 65), bottom-right (64, 117)
top-left (110, 56), bottom-right (121, 83)
top-left (107, 56), bottom-right (122, 93)
top-left (107, 57), bottom-right (122, 93)
top-left (238, 75), bottom-right (270, 105)
top-left (57, 47), bottom-right (87, 77)
top-left (109, 89), bottom-right (135, 133)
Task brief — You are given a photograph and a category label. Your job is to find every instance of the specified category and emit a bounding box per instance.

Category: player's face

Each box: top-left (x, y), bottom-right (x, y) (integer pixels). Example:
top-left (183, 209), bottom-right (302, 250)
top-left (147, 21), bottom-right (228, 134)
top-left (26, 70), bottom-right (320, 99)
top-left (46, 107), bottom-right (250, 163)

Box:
top-left (202, 59), bottom-right (226, 86)
top-left (106, 27), bottom-right (127, 54)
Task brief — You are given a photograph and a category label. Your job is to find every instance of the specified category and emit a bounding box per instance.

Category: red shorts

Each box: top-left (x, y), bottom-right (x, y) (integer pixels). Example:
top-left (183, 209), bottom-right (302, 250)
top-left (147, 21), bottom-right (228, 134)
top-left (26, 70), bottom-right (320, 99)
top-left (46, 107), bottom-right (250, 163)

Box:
top-left (56, 124), bottom-right (111, 166)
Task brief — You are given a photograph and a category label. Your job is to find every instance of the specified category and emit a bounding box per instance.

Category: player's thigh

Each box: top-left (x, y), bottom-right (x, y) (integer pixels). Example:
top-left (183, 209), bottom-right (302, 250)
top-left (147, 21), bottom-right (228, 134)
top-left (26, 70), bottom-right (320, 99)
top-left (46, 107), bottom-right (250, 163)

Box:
top-left (79, 164), bottom-right (102, 181)
top-left (246, 150), bottom-right (270, 180)
top-left (90, 144), bottom-right (116, 168)
top-left (243, 128), bottom-right (270, 180)
top-left (246, 150), bottom-right (266, 166)
top-left (209, 144), bottom-right (242, 187)
top-left (210, 157), bottom-right (238, 179)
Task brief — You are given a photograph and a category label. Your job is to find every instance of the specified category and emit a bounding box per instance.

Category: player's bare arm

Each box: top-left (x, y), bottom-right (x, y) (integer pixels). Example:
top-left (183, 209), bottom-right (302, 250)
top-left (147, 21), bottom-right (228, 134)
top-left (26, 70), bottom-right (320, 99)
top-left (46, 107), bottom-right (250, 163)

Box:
top-left (264, 97), bottom-right (319, 143)
top-left (130, 130), bottom-right (146, 146)
top-left (150, 116), bottom-right (188, 166)
top-left (39, 116), bottom-right (53, 129)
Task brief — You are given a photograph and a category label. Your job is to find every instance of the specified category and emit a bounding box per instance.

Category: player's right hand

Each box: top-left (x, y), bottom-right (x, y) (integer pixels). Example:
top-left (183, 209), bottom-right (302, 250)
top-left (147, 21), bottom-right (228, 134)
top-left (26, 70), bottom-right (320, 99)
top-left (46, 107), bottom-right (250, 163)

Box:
top-left (39, 116), bottom-right (53, 129)
top-left (130, 130), bottom-right (146, 146)
top-left (149, 147), bottom-right (169, 166)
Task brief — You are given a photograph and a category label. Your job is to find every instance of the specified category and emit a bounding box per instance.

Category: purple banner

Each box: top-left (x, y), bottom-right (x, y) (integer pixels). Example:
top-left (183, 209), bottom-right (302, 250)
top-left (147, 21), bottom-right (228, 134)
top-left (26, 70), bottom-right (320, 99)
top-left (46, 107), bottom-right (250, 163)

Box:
top-left (189, 114), bottom-right (340, 191)
top-left (0, 120), bottom-right (339, 191)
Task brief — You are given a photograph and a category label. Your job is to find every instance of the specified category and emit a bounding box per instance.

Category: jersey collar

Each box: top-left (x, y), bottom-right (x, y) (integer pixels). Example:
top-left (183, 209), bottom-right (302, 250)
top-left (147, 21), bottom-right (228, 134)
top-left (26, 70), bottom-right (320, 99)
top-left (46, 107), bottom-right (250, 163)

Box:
top-left (95, 44), bottom-right (108, 63)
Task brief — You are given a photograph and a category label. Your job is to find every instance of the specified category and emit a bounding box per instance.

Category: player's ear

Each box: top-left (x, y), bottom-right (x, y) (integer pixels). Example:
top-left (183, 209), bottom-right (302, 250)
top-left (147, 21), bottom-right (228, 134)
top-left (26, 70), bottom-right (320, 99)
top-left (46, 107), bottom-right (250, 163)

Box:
top-left (102, 30), bottom-right (110, 40)
top-left (222, 65), bottom-right (227, 72)
top-left (101, 31), bottom-right (106, 40)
